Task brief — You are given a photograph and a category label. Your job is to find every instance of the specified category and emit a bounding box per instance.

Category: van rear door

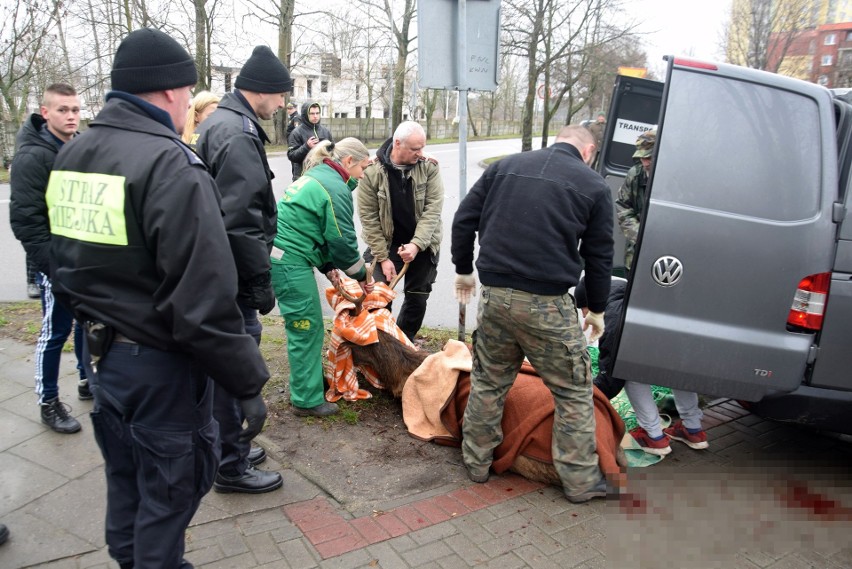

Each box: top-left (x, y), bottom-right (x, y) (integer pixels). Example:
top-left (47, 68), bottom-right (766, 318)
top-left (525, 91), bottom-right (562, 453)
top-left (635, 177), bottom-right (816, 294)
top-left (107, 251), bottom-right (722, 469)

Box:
top-left (611, 58), bottom-right (838, 401)
top-left (806, 95), bottom-right (852, 392)
top-left (598, 75), bottom-right (663, 275)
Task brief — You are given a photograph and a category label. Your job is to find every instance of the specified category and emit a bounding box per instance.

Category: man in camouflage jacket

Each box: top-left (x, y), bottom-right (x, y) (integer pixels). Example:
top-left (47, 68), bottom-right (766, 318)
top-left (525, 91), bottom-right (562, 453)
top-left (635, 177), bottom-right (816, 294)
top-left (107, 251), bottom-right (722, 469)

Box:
top-left (615, 130), bottom-right (656, 271)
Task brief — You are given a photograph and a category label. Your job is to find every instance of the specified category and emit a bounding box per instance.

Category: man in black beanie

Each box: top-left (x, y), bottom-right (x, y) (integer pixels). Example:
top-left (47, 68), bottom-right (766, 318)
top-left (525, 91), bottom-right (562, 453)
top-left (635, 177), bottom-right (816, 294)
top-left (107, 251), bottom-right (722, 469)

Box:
top-left (46, 28), bottom-right (270, 569)
top-left (195, 45), bottom-right (291, 495)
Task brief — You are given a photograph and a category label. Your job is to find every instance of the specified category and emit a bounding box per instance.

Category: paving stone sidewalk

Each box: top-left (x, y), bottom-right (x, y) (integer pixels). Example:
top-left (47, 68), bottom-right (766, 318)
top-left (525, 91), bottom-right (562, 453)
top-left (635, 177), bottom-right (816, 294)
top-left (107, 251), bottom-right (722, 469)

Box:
top-left (1, 337), bottom-right (850, 569)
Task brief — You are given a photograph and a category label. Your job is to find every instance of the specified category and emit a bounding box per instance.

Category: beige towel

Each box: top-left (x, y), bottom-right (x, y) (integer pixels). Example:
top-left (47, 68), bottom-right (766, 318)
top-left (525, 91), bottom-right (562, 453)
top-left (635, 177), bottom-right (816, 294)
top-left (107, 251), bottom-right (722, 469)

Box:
top-left (402, 339), bottom-right (471, 439)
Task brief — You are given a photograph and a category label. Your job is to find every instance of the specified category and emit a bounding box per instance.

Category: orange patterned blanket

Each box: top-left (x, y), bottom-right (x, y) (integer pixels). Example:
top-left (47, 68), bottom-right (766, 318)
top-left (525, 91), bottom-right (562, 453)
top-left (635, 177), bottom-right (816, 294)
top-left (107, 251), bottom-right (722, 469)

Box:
top-left (323, 277), bottom-right (416, 401)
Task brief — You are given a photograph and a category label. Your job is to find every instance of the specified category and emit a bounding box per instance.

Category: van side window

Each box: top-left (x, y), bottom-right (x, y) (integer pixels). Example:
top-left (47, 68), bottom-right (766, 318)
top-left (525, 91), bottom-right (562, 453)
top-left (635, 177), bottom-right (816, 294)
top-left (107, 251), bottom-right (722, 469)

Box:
top-left (654, 72), bottom-right (821, 222)
top-left (835, 99), bottom-right (852, 202)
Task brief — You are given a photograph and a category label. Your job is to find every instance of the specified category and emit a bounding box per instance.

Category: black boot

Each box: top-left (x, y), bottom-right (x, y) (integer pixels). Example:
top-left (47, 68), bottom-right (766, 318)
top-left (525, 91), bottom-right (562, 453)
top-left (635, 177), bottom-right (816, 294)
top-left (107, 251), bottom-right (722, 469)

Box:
top-left (213, 466), bottom-right (283, 494)
top-left (78, 379), bottom-right (93, 401)
top-left (41, 397), bottom-right (81, 434)
top-left (248, 446), bottom-right (267, 466)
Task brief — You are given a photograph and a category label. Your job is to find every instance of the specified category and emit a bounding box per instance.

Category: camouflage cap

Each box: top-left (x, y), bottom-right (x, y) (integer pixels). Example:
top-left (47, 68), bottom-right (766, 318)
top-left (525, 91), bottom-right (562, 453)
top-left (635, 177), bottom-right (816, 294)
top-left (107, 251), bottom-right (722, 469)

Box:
top-left (633, 130), bottom-right (656, 158)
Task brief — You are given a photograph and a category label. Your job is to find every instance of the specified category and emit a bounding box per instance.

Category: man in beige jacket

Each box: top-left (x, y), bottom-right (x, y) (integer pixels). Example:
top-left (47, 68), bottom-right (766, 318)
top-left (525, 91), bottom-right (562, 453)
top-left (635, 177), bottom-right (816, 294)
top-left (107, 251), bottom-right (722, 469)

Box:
top-left (357, 121), bottom-right (444, 341)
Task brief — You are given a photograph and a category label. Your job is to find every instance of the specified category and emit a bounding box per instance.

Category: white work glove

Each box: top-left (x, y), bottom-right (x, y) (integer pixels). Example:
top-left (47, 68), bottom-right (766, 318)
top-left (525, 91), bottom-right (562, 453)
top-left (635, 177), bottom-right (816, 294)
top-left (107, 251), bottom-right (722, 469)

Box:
top-left (454, 273), bottom-right (477, 305)
top-left (583, 311), bottom-right (605, 344)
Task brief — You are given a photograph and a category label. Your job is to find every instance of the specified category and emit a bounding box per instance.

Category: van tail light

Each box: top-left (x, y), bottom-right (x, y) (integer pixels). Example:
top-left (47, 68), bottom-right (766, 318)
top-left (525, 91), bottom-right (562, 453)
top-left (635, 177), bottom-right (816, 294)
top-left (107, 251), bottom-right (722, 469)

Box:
top-left (787, 272), bottom-right (831, 331)
top-left (672, 58), bottom-right (718, 71)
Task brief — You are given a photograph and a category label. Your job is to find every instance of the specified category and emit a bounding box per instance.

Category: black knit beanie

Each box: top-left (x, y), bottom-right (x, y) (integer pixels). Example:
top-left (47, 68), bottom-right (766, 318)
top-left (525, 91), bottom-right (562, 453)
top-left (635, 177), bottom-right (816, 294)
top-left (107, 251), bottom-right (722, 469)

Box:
top-left (111, 28), bottom-right (198, 94)
top-left (235, 46), bottom-right (293, 93)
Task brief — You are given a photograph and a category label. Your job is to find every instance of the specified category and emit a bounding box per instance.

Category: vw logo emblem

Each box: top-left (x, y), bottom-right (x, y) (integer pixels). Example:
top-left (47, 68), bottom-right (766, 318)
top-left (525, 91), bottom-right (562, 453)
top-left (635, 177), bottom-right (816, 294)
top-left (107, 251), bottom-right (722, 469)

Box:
top-left (652, 256), bottom-right (682, 286)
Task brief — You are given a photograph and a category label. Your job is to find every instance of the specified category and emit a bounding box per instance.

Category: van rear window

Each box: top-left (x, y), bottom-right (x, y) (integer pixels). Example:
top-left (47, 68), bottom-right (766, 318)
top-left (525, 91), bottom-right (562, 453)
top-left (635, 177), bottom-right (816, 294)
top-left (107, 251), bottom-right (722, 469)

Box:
top-left (655, 71), bottom-right (821, 222)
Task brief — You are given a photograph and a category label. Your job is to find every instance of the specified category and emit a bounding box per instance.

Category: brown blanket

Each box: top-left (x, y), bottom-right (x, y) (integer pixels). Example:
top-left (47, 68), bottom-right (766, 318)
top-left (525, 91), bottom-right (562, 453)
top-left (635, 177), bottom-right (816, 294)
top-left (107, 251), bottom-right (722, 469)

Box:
top-left (402, 340), bottom-right (625, 480)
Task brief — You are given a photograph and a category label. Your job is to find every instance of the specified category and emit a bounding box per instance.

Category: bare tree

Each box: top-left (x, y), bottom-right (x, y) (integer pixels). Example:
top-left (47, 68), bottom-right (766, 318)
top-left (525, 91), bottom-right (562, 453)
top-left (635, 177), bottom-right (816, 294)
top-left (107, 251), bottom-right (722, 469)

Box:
top-left (468, 48), bottom-right (525, 136)
top-left (567, 35), bottom-right (649, 124)
top-left (352, 0), bottom-right (415, 129)
top-left (497, 50), bottom-right (525, 123)
top-left (421, 88), bottom-right (442, 139)
top-left (191, 0), bottom-right (210, 89)
top-left (0, 0), bottom-right (54, 128)
top-left (504, 0), bottom-right (635, 150)
top-left (350, 15), bottom-right (395, 139)
top-left (537, 1), bottom-right (596, 148)
top-left (241, 0), bottom-right (293, 142)
top-left (72, 0), bottom-right (133, 115)
top-left (314, 8), bottom-right (396, 140)
top-left (502, 0), bottom-right (545, 151)
top-left (836, 49), bottom-right (852, 88)
top-left (49, 0), bottom-right (73, 76)
top-left (725, 0), bottom-right (813, 72)
top-left (243, 0), bottom-right (300, 72)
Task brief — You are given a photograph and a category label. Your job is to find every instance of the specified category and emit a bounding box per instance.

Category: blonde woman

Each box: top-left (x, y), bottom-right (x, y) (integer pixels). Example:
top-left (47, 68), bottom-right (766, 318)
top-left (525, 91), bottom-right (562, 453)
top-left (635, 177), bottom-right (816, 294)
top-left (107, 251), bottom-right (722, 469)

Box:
top-left (271, 138), bottom-right (373, 417)
top-left (182, 90), bottom-right (219, 147)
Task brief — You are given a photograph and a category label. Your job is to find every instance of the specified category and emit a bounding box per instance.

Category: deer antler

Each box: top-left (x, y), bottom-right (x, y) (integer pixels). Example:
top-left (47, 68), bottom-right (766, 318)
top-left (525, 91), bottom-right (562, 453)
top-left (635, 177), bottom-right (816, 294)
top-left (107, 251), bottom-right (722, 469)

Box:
top-left (388, 262), bottom-right (409, 290)
top-left (335, 259), bottom-right (407, 314)
top-left (334, 259), bottom-right (376, 314)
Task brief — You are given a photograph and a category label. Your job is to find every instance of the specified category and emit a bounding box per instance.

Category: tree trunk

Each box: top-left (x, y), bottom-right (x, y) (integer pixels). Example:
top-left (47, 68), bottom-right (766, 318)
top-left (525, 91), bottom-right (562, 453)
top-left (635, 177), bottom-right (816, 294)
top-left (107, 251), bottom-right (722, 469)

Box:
top-left (275, 0), bottom-right (295, 145)
top-left (466, 94), bottom-right (478, 137)
top-left (521, 51), bottom-right (538, 152)
top-left (423, 89), bottom-right (439, 140)
top-left (52, 1), bottom-right (73, 77)
top-left (486, 92), bottom-right (496, 137)
top-left (194, 0), bottom-right (209, 90)
top-left (393, 50), bottom-right (405, 127)
top-left (540, 84), bottom-right (550, 149)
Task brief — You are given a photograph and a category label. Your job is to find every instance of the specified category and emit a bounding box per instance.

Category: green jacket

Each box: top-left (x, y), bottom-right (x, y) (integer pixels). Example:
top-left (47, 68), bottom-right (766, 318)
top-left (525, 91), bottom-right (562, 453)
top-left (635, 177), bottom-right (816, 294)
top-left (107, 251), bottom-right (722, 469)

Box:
top-left (615, 162), bottom-right (648, 268)
top-left (356, 138), bottom-right (444, 262)
top-left (273, 161), bottom-right (366, 281)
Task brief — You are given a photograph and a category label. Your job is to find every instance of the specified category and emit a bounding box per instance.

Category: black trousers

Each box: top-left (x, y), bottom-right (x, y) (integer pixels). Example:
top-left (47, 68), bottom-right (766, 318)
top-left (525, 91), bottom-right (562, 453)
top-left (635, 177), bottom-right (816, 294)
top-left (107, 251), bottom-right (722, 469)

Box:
top-left (87, 341), bottom-right (218, 568)
top-left (212, 303), bottom-right (261, 476)
top-left (370, 248), bottom-right (439, 341)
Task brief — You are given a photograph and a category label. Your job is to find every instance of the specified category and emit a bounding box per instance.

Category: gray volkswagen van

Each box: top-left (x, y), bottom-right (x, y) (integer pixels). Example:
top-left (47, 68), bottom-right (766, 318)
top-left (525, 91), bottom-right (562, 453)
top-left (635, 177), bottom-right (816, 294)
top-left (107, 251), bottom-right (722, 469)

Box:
top-left (598, 57), bottom-right (852, 434)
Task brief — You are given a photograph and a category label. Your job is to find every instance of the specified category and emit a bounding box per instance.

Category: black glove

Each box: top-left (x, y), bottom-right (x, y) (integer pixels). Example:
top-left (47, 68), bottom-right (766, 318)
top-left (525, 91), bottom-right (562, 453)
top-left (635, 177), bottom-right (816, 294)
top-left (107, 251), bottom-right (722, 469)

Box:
top-left (238, 394), bottom-right (267, 443)
top-left (244, 272), bottom-right (276, 315)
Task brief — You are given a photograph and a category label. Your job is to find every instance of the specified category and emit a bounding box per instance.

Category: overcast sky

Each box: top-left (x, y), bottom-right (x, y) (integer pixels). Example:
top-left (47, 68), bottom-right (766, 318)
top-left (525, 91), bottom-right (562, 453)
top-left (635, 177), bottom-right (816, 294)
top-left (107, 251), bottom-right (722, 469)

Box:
top-left (626, 0), bottom-right (733, 75)
top-left (241, 0), bottom-right (733, 78)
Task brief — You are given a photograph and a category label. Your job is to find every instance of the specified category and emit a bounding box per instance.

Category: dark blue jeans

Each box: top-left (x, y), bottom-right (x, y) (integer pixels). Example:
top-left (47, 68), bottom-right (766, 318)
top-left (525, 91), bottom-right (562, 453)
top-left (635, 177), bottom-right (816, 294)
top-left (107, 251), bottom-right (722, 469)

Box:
top-left (212, 303), bottom-right (262, 476)
top-left (87, 341), bottom-right (219, 568)
top-left (35, 273), bottom-right (85, 403)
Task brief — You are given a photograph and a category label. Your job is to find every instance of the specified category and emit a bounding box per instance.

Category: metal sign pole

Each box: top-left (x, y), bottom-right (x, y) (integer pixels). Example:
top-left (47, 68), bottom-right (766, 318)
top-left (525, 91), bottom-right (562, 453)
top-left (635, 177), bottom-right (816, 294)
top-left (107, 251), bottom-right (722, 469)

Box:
top-left (417, 0), bottom-right (500, 343)
top-left (457, 0), bottom-right (468, 343)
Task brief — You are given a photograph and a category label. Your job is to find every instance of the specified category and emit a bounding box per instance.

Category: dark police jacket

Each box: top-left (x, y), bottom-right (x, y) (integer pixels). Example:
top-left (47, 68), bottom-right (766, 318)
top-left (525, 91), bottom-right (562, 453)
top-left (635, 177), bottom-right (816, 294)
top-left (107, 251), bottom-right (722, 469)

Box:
top-left (451, 142), bottom-right (614, 313)
top-left (9, 114), bottom-right (63, 275)
top-left (47, 94), bottom-right (269, 400)
top-left (195, 91), bottom-right (277, 302)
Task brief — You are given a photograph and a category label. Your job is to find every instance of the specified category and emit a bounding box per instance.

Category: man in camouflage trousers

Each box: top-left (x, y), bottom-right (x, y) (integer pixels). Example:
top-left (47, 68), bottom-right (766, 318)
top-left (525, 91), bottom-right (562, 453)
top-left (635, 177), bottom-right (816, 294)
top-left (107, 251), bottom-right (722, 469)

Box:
top-left (616, 130), bottom-right (656, 271)
top-left (451, 125), bottom-right (613, 503)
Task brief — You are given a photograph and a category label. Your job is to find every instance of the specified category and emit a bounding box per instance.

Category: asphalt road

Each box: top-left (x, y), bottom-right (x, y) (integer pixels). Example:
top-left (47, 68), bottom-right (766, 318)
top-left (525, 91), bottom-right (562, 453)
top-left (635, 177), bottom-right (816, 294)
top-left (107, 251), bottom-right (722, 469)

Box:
top-left (0, 182), bottom-right (30, 301)
top-left (0, 137), bottom-right (542, 332)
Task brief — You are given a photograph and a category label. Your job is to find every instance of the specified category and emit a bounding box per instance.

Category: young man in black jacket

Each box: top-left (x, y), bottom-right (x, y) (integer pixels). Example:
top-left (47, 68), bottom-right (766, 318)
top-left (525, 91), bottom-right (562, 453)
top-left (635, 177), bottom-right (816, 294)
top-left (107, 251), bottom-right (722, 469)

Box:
top-left (9, 83), bottom-right (89, 434)
top-left (287, 100), bottom-right (333, 179)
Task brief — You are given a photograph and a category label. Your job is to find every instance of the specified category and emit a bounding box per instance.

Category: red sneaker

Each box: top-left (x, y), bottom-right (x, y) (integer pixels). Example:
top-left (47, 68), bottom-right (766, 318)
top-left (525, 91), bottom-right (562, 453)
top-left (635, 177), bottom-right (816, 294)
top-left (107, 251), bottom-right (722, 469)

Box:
top-left (630, 427), bottom-right (672, 456)
top-left (664, 420), bottom-right (709, 450)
